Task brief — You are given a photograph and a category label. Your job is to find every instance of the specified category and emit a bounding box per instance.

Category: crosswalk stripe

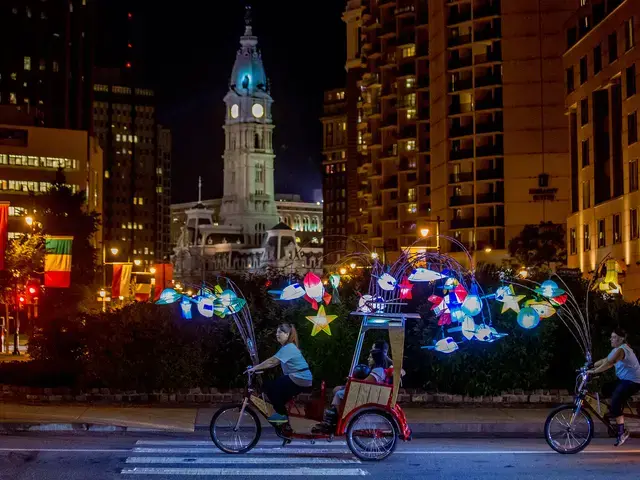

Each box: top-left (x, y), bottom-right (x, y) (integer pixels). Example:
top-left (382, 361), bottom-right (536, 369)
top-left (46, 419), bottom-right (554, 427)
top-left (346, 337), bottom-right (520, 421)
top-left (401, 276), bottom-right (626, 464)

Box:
top-left (121, 467), bottom-right (369, 476)
top-left (135, 440), bottom-right (347, 447)
top-left (133, 447), bottom-right (350, 455)
top-left (125, 456), bottom-right (360, 464)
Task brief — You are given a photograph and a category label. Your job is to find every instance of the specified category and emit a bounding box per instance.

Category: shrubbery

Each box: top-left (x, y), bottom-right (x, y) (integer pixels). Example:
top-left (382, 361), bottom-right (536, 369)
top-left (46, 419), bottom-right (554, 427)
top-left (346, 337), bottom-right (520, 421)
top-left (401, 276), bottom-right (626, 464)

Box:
top-left (1, 273), bottom-right (638, 395)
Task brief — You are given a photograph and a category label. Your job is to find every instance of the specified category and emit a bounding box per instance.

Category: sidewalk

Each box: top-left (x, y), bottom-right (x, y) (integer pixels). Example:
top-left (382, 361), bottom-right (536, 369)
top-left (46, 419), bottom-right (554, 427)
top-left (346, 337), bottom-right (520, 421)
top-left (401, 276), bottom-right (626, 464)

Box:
top-left (0, 403), bottom-right (611, 436)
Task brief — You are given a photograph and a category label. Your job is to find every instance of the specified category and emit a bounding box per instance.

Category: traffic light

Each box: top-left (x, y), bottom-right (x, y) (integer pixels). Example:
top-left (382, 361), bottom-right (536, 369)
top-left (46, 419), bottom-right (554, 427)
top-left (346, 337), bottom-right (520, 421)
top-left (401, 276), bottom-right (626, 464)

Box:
top-left (25, 279), bottom-right (40, 303)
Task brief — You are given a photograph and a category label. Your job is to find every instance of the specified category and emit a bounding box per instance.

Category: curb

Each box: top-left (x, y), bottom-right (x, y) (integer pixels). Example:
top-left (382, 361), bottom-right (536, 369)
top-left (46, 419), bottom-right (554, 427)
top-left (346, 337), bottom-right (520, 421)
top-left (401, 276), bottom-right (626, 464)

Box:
top-left (0, 423), bottom-right (178, 434)
top-left (0, 421), bottom-right (610, 438)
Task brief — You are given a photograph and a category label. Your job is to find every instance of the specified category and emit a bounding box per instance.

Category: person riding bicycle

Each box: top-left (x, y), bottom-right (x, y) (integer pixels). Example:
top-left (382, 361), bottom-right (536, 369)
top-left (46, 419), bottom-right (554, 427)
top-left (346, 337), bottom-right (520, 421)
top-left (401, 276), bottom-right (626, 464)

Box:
top-left (587, 327), bottom-right (640, 446)
top-left (247, 323), bottom-right (312, 424)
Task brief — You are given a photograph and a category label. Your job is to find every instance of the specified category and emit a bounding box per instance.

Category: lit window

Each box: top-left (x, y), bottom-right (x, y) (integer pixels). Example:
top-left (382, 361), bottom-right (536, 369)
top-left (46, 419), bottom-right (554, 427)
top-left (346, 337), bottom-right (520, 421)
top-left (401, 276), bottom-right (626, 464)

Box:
top-left (133, 197), bottom-right (137, 205)
top-left (10, 73), bottom-right (16, 80)
top-left (139, 197), bottom-right (144, 205)
top-left (402, 45), bottom-right (416, 58)
top-left (406, 77), bottom-right (415, 89)
top-left (407, 203), bottom-right (417, 213)
top-left (24, 57), bottom-right (31, 71)
top-left (53, 61), bottom-right (59, 72)
top-left (116, 134), bottom-right (121, 141)
top-left (408, 188), bottom-right (417, 201)
top-left (104, 170), bottom-right (110, 179)
top-left (407, 108), bottom-right (416, 120)
top-left (406, 140), bottom-right (416, 151)
top-left (9, 93), bottom-right (16, 104)
top-left (156, 186), bottom-right (163, 193)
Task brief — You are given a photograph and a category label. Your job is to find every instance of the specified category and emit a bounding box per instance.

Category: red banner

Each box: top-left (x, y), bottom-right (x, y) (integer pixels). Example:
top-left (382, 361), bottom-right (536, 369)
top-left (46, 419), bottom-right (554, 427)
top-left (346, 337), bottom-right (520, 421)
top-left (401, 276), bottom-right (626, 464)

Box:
top-left (154, 263), bottom-right (173, 300)
top-left (0, 202), bottom-right (9, 271)
top-left (112, 263), bottom-right (132, 298)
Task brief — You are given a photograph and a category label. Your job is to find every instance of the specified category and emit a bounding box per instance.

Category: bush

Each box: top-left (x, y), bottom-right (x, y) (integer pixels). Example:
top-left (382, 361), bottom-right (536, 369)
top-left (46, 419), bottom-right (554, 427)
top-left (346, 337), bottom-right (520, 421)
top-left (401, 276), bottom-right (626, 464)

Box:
top-left (1, 273), bottom-right (638, 395)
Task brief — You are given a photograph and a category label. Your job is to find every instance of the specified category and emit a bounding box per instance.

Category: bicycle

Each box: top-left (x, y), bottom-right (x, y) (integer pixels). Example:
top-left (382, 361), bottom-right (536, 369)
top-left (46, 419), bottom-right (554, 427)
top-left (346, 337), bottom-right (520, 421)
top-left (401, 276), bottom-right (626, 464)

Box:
top-left (544, 365), bottom-right (640, 454)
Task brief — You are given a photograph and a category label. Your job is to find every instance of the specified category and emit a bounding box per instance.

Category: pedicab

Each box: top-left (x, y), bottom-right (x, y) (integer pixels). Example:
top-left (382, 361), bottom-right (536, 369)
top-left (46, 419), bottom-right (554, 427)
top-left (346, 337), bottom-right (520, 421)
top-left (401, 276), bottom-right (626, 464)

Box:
top-left (209, 310), bottom-right (415, 461)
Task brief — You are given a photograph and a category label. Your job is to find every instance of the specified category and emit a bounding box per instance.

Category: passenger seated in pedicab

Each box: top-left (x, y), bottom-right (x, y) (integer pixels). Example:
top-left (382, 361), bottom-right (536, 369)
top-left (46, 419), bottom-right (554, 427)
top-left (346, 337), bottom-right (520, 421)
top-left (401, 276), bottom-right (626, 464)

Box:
top-left (246, 323), bottom-right (313, 424)
top-left (314, 346), bottom-right (387, 432)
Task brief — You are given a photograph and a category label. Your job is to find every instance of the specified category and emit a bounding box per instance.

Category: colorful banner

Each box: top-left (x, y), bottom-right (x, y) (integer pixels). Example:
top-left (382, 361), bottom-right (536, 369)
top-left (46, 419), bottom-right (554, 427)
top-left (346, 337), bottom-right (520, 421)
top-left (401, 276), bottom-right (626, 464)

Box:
top-left (135, 282), bottom-right (152, 302)
top-left (112, 263), bottom-right (132, 298)
top-left (44, 236), bottom-right (73, 288)
top-left (153, 263), bottom-right (174, 301)
top-left (0, 202), bottom-right (8, 271)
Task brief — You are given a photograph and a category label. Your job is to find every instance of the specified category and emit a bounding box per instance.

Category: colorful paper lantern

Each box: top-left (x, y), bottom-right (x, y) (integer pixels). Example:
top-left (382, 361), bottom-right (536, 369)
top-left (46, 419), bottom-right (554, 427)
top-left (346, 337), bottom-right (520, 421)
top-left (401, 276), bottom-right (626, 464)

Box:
top-left (461, 294), bottom-right (482, 317)
top-left (408, 268), bottom-right (447, 283)
top-left (398, 276), bottom-right (414, 300)
top-left (433, 337), bottom-right (459, 354)
top-left (517, 307), bottom-right (540, 329)
top-left (377, 273), bottom-right (397, 291)
top-left (536, 280), bottom-right (565, 299)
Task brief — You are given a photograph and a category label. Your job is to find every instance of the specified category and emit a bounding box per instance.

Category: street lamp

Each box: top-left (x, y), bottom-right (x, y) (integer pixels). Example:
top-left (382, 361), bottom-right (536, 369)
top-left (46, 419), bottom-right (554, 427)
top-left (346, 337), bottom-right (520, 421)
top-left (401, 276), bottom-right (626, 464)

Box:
top-left (99, 288), bottom-right (106, 298)
top-left (339, 267), bottom-right (347, 275)
top-left (420, 228), bottom-right (429, 238)
top-left (25, 216), bottom-right (34, 227)
top-left (149, 267), bottom-right (157, 274)
top-left (371, 252), bottom-right (379, 260)
top-left (350, 263), bottom-right (356, 269)
top-left (110, 247), bottom-right (119, 256)
top-left (134, 259), bottom-right (142, 266)
top-left (484, 246), bottom-right (492, 253)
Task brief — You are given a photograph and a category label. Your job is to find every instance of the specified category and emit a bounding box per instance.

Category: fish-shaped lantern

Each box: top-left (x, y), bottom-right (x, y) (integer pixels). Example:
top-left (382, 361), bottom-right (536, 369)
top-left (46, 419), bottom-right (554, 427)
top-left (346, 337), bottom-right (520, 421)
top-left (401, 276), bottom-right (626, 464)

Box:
top-left (303, 272), bottom-right (332, 310)
top-left (426, 337), bottom-right (459, 354)
top-left (212, 289), bottom-right (247, 318)
top-left (280, 283), bottom-right (306, 301)
top-left (525, 299), bottom-right (556, 319)
top-left (377, 273), bottom-right (397, 291)
top-left (196, 296), bottom-right (215, 318)
top-left (398, 276), bottom-right (413, 299)
top-left (156, 288), bottom-right (182, 305)
top-left (408, 268), bottom-right (448, 283)
top-left (329, 274), bottom-right (341, 304)
top-left (357, 294), bottom-right (385, 314)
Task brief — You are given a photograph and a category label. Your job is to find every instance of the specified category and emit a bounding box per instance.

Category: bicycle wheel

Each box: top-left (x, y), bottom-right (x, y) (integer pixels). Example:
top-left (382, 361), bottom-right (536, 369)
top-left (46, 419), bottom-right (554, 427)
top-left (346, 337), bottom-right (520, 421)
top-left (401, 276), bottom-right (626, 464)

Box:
top-left (544, 404), bottom-right (594, 454)
top-left (210, 403), bottom-right (261, 454)
top-left (346, 410), bottom-right (398, 461)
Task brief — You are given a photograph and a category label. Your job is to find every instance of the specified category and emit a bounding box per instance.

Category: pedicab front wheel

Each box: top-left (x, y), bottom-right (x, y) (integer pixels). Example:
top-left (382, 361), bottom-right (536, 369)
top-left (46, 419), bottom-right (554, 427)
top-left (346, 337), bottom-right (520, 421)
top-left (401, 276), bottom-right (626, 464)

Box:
top-left (346, 410), bottom-right (398, 461)
top-left (210, 403), bottom-right (262, 454)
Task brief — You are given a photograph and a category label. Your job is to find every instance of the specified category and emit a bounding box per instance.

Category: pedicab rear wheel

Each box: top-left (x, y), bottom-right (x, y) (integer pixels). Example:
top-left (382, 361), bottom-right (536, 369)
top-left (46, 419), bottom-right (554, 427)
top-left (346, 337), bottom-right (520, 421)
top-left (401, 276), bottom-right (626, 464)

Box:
top-left (346, 410), bottom-right (398, 461)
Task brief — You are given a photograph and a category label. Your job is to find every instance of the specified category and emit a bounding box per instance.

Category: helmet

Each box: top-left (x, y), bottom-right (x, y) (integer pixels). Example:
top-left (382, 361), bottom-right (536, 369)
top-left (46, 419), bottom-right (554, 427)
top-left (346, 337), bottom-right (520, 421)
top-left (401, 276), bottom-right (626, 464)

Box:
top-left (352, 364), bottom-right (371, 380)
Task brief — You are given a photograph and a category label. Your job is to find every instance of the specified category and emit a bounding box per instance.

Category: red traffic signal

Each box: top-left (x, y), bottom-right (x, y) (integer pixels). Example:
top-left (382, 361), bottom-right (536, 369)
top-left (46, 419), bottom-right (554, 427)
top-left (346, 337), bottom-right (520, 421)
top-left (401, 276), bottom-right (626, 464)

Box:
top-left (18, 296), bottom-right (25, 303)
top-left (28, 286), bottom-right (36, 295)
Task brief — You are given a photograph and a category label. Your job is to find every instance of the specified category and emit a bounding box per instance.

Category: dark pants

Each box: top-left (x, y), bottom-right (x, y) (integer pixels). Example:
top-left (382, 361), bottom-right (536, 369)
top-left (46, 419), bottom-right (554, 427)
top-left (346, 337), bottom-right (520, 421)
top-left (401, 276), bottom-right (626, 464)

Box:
top-left (264, 375), bottom-right (311, 415)
top-left (602, 380), bottom-right (640, 417)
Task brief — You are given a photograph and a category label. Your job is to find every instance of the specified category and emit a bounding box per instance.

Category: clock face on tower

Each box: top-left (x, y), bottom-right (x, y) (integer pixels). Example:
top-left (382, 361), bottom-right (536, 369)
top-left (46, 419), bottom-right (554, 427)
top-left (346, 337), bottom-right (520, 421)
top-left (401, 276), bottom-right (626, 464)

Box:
top-left (252, 103), bottom-right (264, 118)
top-left (231, 104), bottom-right (239, 119)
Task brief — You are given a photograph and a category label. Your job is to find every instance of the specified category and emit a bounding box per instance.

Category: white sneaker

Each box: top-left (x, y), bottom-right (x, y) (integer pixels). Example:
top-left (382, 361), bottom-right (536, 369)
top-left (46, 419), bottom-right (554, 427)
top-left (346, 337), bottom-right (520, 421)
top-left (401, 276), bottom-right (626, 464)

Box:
top-left (615, 429), bottom-right (630, 447)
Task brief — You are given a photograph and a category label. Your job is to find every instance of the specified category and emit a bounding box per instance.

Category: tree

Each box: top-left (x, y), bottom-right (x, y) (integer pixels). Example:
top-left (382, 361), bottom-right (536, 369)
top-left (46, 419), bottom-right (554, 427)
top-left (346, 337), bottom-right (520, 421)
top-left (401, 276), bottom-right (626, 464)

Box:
top-left (508, 222), bottom-right (567, 268)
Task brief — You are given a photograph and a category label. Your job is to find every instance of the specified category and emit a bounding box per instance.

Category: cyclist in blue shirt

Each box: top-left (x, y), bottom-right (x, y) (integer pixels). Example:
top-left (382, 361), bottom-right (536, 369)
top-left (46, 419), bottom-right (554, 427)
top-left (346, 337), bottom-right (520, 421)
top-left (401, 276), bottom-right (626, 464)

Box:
top-left (588, 328), bottom-right (640, 446)
top-left (247, 323), bottom-right (312, 424)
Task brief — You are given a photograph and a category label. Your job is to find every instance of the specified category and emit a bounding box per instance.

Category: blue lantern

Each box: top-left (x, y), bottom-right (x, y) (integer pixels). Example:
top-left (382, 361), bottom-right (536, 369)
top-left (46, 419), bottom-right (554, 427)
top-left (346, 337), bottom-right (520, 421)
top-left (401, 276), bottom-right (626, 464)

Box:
top-left (517, 307), bottom-right (540, 329)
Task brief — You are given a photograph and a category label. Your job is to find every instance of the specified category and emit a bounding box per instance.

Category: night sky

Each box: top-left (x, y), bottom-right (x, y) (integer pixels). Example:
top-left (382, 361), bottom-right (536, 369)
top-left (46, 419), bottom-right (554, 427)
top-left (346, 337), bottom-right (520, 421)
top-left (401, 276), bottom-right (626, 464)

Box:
top-left (97, 0), bottom-right (346, 204)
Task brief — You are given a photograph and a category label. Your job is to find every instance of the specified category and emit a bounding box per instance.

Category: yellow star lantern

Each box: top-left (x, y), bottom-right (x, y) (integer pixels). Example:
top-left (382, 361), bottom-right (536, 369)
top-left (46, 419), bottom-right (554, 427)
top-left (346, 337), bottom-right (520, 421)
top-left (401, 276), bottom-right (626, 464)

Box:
top-left (306, 305), bottom-right (338, 336)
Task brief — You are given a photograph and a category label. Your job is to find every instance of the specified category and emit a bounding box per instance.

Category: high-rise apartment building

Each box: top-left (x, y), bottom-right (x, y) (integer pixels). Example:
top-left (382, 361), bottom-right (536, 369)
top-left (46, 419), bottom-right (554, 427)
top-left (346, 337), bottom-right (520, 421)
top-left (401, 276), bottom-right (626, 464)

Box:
top-left (333, 0), bottom-right (578, 264)
top-left (564, 0), bottom-right (640, 299)
top-left (92, 68), bottom-right (172, 266)
top-left (321, 89), bottom-right (348, 263)
top-left (0, 0), bottom-right (93, 130)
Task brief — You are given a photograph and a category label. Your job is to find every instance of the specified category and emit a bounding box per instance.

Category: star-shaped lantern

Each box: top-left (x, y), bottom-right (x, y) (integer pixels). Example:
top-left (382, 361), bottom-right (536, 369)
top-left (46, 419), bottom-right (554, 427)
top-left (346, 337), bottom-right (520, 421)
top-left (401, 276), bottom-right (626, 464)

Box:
top-left (306, 305), bottom-right (338, 336)
top-left (495, 285), bottom-right (524, 314)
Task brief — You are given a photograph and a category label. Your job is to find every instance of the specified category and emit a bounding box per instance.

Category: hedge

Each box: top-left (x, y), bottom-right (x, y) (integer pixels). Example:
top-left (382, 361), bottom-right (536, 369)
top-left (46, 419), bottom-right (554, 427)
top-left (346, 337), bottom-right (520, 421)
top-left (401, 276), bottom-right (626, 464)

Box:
top-left (0, 272), bottom-right (636, 396)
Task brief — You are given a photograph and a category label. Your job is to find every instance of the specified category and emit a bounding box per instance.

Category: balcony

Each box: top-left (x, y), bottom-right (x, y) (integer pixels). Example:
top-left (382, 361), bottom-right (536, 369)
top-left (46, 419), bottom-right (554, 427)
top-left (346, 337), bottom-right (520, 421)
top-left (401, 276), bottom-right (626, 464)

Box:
top-left (449, 78), bottom-right (473, 92)
top-left (417, 9), bottom-right (429, 25)
top-left (476, 119), bottom-right (503, 134)
top-left (476, 97), bottom-right (502, 111)
top-left (476, 192), bottom-right (504, 204)
top-left (379, 0), bottom-right (394, 5)
top-left (382, 20), bottom-right (396, 34)
top-left (382, 176), bottom-right (399, 190)
top-left (418, 106), bottom-right (430, 120)
top-left (398, 31), bottom-right (415, 45)
top-left (475, 74), bottom-right (502, 88)
top-left (399, 158), bottom-right (416, 171)
top-left (448, 34), bottom-right (472, 47)
top-left (448, 10), bottom-right (472, 25)
top-left (477, 216), bottom-right (504, 227)
top-left (449, 103), bottom-right (473, 115)
top-left (382, 112), bottom-right (398, 127)
top-left (366, 105), bottom-right (382, 116)
top-left (476, 166), bottom-right (504, 181)
top-left (363, 73), bottom-right (381, 86)
top-left (400, 125), bottom-right (417, 139)
top-left (474, 1), bottom-right (501, 19)
top-left (474, 51), bottom-right (502, 65)
top-left (475, 26), bottom-right (502, 42)
top-left (449, 125), bottom-right (473, 138)
top-left (450, 195), bottom-right (475, 207)
top-left (382, 82), bottom-right (397, 97)
top-left (419, 203), bottom-right (432, 215)
top-left (401, 222), bottom-right (418, 234)
top-left (451, 218), bottom-right (475, 229)
top-left (396, 4), bottom-right (416, 16)
top-left (384, 53), bottom-right (397, 65)
top-left (416, 43), bottom-right (429, 57)
top-left (476, 143), bottom-right (504, 157)
top-left (399, 62), bottom-right (416, 77)
top-left (384, 207), bottom-right (398, 219)
top-left (450, 148), bottom-right (474, 160)
top-left (383, 145), bottom-right (398, 157)
top-left (449, 172), bottom-right (474, 184)
top-left (448, 56), bottom-right (473, 70)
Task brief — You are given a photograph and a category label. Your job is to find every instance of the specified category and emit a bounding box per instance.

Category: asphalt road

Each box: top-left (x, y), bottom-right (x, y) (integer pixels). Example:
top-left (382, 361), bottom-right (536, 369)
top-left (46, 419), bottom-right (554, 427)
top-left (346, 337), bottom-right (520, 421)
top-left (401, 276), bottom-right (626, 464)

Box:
top-left (0, 433), bottom-right (639, 479)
